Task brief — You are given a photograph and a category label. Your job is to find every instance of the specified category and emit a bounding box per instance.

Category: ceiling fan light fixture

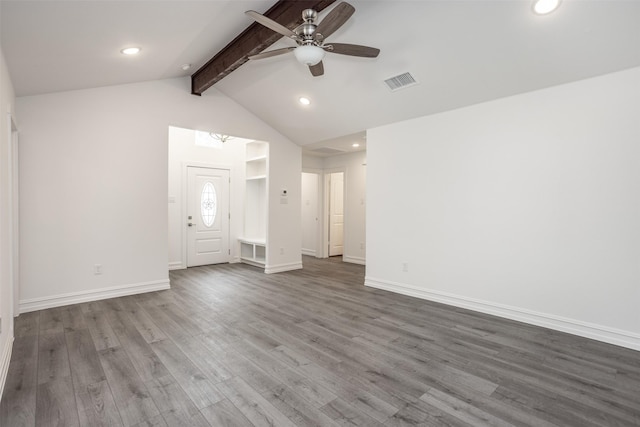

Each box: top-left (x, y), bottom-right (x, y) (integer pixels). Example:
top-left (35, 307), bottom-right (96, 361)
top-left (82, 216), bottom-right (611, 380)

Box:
top-left (294, 45), bottom-right (325, 66)
top-left (533, 0), bottom-right (560, 15)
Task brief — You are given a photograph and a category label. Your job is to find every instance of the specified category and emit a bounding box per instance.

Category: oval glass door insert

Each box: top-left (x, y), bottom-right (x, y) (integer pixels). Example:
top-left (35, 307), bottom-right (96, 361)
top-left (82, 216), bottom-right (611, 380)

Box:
top-left (201, 182), bottom-right (217, 227)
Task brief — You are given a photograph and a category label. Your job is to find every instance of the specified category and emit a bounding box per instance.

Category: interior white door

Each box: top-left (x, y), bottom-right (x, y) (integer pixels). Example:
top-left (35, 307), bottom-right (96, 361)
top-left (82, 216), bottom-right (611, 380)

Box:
top-left (187, 167), bottom-right (230, 267)
top-left (329, 172), bottom-right (344, 256)
top-left (301, 172), bottom-right (319, 256)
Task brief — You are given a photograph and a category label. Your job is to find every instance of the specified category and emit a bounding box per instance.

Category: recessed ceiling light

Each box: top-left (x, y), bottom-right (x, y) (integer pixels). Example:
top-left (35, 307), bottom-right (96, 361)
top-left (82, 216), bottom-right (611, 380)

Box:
top-left (299, 97), bottom-right (311, 106)
top-left (181, 64), bottom-right (192, 71)
top-left (121, 47), bottom-right (141, 55)
top-left (352, 143), bottom-right (360, 148)
top-left (533, 0), bottom-right (560, 15)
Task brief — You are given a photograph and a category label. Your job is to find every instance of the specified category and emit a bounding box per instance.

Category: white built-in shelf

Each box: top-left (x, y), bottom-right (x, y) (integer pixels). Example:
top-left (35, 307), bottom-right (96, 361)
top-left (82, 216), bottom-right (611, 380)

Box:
top-left (239, 238), bottom-right (266, 267)
top-left (246, 153), bottom-right (266, 178)
top-left (243, 141), bottom-right (268, 270)
top-left (238, 237), bottom-right (265, 245)
top-left (246, 141), bottom-right (268, 159)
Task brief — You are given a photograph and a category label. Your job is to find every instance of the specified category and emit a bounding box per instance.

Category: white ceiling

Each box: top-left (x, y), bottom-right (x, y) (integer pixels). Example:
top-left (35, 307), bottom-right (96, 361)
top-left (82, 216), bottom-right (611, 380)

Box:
top-left (0, 0), bottom-right (274, 95)
top-left (2, 0), bottom-right (640, 151)
top-left (303, 131), bottom-right (367, 157)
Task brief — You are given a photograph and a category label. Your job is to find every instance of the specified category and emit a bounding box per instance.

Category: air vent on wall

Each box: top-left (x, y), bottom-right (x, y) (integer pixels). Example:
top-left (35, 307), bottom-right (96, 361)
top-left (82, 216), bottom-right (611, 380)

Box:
top-left (384, 72), bottom-right (418, 91)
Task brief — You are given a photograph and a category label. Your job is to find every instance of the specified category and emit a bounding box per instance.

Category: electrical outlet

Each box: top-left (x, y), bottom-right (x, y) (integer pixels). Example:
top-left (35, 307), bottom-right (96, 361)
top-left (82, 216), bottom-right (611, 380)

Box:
top-left (280, 248), bottom-right (284, 255)
top-left (402, 262), bottom-right (409, 272)
top-left (94, 264), bottom-right (103, 275)
top-left (360, 242), bottom-right (364, 250)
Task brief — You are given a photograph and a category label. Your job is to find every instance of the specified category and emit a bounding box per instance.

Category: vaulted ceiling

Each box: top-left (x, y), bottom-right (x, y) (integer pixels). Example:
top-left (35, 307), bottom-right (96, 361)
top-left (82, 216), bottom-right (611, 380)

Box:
top-left (2, 1), bottom-right (640, 150)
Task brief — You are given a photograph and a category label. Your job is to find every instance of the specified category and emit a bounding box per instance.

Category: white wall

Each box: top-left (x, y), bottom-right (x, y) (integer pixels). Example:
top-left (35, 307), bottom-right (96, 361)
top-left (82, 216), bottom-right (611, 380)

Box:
top-left (302, 155), bottom-right (324, 170)
top-left (0, 47), bottom-right (17, 400)
top-left (167, 126), bottom-right (247, 269)
top-left (366, 67), bottom-right (640, 350)
top-left (302, 151), bottom-right (367, 264)
top-left (17, 77), bottom-right (302, 312)
top-left (265, 139), bottom-right (302, 273)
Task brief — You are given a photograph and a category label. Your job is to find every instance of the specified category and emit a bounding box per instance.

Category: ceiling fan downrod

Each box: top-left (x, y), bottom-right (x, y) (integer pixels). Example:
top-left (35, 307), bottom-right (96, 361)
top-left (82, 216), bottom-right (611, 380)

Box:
top-left (296, 9), bottom-right (320, 45)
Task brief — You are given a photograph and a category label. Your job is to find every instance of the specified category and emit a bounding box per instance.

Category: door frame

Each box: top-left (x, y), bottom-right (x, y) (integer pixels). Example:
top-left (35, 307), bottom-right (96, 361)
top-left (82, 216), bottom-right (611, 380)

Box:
top-left (181, 162), bottom-right (232, 268)
top-left (322, 167), bottom-right (347, 259)
top-left (8, 114), bottom-right (19, 321)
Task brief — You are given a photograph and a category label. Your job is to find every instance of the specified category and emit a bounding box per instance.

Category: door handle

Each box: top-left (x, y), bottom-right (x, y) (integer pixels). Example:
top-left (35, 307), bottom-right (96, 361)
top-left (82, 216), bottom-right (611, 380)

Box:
top-left (188, 223), bottom-right (195, 227)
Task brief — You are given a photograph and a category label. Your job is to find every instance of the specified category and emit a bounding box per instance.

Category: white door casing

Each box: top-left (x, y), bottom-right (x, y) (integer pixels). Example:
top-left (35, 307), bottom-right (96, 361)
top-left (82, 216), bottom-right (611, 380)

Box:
top-left (187, 167), bottom-right (230, 267)
top-left (11, 119), bottom-right (19, 317)
top-left (329, 172), bottom-right (344, 256)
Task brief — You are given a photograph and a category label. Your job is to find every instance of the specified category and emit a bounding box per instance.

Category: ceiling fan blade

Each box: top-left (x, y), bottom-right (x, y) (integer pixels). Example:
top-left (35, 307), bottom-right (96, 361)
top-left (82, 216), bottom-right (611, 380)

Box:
top-left (315, 2), bottom-right (355, 40)
top-left (248, 47), bottom-right (295, 60)
top-left (245, 10), bottom-right (298, 39)
top-left (327, 43), bottom-right (380, 58)
top-left (309, 61), bottom-right (324, 77)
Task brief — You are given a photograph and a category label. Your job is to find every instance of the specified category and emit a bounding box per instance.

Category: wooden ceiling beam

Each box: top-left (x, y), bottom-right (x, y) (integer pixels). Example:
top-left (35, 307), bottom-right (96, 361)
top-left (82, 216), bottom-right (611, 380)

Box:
top-left (191, 0), bottom-right (336, 95)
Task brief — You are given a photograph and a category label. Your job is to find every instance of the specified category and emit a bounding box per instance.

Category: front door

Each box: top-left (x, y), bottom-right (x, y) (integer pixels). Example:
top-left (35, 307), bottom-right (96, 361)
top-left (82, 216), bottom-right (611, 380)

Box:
top-left (187, 167), bottom-right (230, 267)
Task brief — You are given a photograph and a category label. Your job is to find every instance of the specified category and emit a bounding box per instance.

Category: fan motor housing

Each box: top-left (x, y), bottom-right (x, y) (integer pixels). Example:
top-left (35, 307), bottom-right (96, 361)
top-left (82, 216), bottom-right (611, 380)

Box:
top-left (296, 8), bottom-right (319, 42)
top-left (296, 23), bottom-right (317, 40)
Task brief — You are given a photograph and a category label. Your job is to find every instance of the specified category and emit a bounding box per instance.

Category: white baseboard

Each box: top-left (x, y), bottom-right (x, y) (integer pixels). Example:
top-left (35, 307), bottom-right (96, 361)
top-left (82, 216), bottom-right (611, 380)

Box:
top-left (0, 335), bottom-right (14, 403)
top-left (343, 255), bottom-right (366, 265)
top-left (265, 262), bottom-right (303, 274)
top-left (241, 259), bottom-right (266, 269)
top-left (168, 261), bottom-right (185, 271)
top-left (19, 279), bottom-right (171, 314)
top-left (171, 258), bottom-right (241, 269)
top-left (365, 276), bottom-right (640, 352)
top-left (301, 249), bottom-right (316, 257)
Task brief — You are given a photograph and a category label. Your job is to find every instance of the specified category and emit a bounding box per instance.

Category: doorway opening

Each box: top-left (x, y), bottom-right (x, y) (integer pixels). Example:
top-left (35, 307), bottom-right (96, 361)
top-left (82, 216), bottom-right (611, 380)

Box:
top-left (325, 171), bottom-right (345, 258)
top-left (300, 147), bottom-right (366, 266)
top-left (168, 126), bottom-right (253, 270)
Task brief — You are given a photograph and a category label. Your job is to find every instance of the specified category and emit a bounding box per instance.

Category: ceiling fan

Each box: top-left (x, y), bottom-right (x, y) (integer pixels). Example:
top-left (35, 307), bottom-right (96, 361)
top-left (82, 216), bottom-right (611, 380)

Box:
top-left (245, 2), bottom-right (380, 77)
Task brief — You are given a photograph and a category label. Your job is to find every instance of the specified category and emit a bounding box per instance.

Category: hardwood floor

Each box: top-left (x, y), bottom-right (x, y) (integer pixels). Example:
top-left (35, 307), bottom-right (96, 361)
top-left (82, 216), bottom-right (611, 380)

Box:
top-left (1, 256), bottom-right (639, 426)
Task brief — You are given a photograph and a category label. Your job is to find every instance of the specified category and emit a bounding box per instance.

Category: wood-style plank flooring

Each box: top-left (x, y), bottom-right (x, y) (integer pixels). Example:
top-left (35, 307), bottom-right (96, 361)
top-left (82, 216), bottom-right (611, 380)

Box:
top-left (1, 256), bottom-right (639, 426)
